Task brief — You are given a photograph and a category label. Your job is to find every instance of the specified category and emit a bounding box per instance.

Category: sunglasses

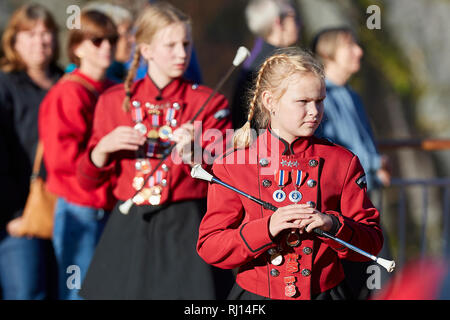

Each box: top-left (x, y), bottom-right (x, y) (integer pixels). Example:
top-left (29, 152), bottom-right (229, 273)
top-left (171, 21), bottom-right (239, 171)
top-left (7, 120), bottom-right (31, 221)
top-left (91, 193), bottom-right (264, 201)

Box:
top-left (89, 35), bottom-right (119, 47)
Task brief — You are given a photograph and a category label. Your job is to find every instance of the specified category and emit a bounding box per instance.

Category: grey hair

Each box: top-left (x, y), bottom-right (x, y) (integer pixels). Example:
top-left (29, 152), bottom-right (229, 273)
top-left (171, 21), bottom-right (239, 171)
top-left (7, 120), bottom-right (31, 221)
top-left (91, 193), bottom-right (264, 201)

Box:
top-left (82, 2), bottom-right (132, 26)
top-left (245, 0), bottom-right (294, 37)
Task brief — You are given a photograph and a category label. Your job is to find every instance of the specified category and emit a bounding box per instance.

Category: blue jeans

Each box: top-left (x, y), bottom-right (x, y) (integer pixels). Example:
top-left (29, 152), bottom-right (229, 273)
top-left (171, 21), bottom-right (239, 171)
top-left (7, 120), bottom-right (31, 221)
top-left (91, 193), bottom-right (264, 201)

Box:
top-left (52, 198), bottom-right (109, 300)
top-left (0, 229), bottom-right (56, 299)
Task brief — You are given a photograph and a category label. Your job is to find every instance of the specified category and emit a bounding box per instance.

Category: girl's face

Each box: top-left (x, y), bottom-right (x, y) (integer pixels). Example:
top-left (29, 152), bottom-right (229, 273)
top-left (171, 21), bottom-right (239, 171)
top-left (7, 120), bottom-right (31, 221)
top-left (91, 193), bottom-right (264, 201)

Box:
top-left (14, 20), bottom-right (55, 69)
top-left (142, 22), bottom-right (192, 87)
top-left (263, 72), bottom-right (325, 143)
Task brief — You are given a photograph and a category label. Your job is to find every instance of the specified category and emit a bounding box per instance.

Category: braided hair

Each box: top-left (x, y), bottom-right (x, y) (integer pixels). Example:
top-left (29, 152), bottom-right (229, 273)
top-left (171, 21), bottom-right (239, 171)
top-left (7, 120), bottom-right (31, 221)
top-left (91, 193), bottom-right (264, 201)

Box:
top-left (121, 2), bottom-right (190, 112)
top-left (233, 47), bottom-right (324, 149)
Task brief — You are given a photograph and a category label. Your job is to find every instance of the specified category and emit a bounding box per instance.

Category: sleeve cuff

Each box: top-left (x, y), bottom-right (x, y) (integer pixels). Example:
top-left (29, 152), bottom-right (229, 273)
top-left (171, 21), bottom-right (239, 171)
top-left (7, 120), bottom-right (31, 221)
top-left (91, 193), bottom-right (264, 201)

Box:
top-left (322, 210), bottom-right (355, 252)
top-left (78, 150), bottom-right (114, 186)
top-left (239, 215), bottom-right (276, 253)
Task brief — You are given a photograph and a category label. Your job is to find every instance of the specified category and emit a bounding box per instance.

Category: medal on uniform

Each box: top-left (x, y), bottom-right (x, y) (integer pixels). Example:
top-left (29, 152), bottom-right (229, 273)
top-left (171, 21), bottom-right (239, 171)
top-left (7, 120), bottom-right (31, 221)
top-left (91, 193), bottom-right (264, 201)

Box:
top-left (146, 113), bottom-right (160, 140)
top-left (149, 186), bottom-right (162, 205)
top-left (146, 170), bottom-right (165, 205)
top-left (285, 253), bottom-right (299, 274)
top-left (286, 231), bottom-right (301, 247)
top-left (134, 187), bottom-right (152, 205)
top-left (135, 158), bottom-right (151, 174)
top-left (131, 100), bottom-right (147, 135)
top-left (284, 276), bottom-right (297, 298)
top-left (131, 101), bottom-right (144, 122)
top-left (165, 107), bottom-right (176, 126)
top-left (132, 175), bottom-right (145, 190)
top-left (273, 170), bottom-right (288, 202)
top-left (146, 142), bottom-right (157, 158)
top-left (158, 125), bottom-right (173, 140)
top-left (134, 122), bottom-right (147, 135)
top-left (289, 170), bottom-right (303, 203)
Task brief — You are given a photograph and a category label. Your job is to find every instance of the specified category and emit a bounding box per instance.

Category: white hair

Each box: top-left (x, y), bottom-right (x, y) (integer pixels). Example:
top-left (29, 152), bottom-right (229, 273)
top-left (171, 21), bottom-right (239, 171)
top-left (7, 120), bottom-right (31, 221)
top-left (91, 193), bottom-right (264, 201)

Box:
top-left (82, 2), bottom-right (132, 26)
top-left (245, 0), bottom-right (294, 37)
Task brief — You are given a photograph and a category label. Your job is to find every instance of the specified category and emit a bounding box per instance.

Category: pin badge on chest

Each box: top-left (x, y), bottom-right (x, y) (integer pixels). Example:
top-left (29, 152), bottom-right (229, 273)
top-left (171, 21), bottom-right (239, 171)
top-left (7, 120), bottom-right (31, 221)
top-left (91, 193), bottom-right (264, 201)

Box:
top-left (270, 253), bottom-right (283, 266)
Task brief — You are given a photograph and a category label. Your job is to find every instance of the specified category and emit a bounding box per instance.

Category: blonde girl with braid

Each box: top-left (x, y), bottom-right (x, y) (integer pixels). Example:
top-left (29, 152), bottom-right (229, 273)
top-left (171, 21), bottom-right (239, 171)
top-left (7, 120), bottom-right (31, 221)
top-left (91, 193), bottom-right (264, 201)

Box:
top-left (76, 2), bottom-right (233, 299)
top-left (197, 47), bottom-right (383, 300)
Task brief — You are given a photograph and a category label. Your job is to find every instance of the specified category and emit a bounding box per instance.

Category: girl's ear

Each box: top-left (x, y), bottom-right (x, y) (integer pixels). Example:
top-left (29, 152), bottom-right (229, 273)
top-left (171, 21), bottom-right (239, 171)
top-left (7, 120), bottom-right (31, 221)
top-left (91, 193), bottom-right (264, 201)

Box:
top-left (261, 90), bottom-right (275, 114)
top-left (139, 43), bottom-right (152, 61)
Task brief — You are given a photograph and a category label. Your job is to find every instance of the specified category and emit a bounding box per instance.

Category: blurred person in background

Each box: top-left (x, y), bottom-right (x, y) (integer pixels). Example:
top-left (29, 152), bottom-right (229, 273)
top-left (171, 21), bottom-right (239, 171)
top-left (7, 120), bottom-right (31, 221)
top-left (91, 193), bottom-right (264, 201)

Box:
top-left (312, 27), bottom-right (391, 191)
top-left (66, 2), bottom-right (134, 83)
top-left (131, 0), bottom-right (203, 84)
top-left (231, 0), bottom-right (300, 129)
top-left (0, 3), bottom-right (62, 299)
top-left (312, 26), bottom-right (392, 299)
top-left (38, 10), bottom-right (118, 300)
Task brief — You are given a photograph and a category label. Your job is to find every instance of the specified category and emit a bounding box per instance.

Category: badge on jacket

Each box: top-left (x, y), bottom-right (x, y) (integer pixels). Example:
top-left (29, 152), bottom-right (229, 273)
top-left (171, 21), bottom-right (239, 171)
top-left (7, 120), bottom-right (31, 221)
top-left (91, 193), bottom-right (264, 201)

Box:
top-left (356, 174), bottom-right (367, 189)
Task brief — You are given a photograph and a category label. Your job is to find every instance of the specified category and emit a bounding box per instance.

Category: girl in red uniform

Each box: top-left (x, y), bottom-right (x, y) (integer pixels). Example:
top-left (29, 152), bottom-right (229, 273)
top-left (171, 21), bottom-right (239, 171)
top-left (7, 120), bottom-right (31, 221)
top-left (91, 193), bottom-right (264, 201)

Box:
top-left (38, 10), bottom-right (118, 300)
top-left (197, 47), bottom-right (383, 300)
top-left (76, 2), bottom-right (233, 299)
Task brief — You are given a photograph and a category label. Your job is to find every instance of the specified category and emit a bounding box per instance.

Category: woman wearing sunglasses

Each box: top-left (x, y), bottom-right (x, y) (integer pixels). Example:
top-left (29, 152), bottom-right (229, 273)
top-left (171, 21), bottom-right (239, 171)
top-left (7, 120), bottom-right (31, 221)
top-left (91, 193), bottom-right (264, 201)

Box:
top-left (38, 10), bottom-right (118, 300)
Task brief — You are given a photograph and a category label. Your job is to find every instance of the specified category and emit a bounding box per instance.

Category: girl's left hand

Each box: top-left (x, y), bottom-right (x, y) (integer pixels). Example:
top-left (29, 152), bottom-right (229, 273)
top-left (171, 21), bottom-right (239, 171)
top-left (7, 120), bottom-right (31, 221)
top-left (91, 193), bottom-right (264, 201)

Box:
top-left (294, 204), bottom-right (334, 234)
top-left (171, 123), bottom-right (195, 164)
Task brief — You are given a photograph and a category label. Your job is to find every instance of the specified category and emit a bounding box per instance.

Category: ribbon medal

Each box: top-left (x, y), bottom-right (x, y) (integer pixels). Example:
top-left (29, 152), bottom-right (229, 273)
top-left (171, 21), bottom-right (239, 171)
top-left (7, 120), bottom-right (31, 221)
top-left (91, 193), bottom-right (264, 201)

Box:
top-left (147, 114), bottom-right (161, 140)
top-left (273, 170), bottom-right (288, 203)
top-left (289, 170), bottom-right (303, 203)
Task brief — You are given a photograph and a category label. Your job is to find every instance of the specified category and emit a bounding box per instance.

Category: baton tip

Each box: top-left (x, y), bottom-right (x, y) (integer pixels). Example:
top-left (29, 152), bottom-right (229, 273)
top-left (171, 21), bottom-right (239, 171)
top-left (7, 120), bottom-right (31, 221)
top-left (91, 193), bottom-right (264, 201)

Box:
top-left (233, 47), bottom-right (250, 66)
top-left (377, 257), bottom-right (396, 273)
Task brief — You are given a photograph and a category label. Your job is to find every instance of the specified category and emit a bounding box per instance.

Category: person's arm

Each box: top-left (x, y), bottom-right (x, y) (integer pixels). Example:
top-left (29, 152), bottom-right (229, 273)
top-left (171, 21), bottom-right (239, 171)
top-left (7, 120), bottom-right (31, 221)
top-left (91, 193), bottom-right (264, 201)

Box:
top-left (197, 162), bottom-right (276, 269)
top-left (76, 93), bottom-right (145, 190)
top-left (320, 155), bottom-right (384, 261)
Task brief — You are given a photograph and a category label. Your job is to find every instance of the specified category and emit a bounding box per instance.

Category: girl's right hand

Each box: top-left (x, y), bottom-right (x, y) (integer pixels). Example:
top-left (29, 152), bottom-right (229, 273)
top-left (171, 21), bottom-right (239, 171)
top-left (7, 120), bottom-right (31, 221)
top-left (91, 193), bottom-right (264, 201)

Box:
top-left (91, 126), bottom-right (146, 168)
top-left (269, 203), bottom-right (334, 238)
top-left (269, 204), bottom-right (313, 238)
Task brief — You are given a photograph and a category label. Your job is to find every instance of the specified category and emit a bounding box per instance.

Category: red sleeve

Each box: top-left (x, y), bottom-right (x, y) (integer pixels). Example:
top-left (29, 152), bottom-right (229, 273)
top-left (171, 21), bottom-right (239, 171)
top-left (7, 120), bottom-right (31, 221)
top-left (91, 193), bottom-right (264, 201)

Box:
top-left (76, 93), bottom-right (116, 190)
top-left (197, 162), bottom-right (276, 269)
top-left (190, 93), bottom-right (232, 173)
top-left (39, 83), bottom-right (93, 177)
top-left (322, 155), bottom-right (384, 261)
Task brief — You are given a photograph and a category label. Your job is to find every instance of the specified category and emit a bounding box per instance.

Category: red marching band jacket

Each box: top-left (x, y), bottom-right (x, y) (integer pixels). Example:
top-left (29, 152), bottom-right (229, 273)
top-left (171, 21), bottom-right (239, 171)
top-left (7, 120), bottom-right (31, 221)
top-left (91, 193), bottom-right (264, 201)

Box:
top-left (77, 75), bottom-right (232, 205)
top-left (197, 128), bottom-right (383, 300)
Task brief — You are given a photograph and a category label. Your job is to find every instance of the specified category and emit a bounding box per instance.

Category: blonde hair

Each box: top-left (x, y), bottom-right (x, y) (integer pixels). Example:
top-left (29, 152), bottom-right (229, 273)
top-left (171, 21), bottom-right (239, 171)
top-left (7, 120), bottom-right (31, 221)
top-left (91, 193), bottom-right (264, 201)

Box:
top-left (122, 2), bottom-right (191, 112)
top-left (233, 47), bottom-right (324, 149)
